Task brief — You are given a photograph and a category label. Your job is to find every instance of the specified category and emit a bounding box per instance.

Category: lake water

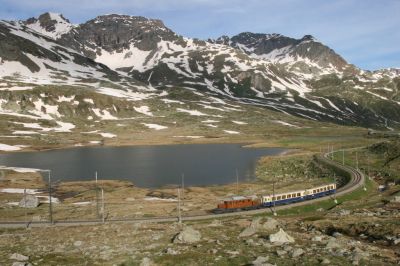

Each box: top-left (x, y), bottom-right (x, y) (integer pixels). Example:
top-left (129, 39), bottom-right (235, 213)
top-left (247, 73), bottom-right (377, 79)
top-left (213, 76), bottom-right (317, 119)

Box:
top-left (0, 144), bottom-right (287, 188)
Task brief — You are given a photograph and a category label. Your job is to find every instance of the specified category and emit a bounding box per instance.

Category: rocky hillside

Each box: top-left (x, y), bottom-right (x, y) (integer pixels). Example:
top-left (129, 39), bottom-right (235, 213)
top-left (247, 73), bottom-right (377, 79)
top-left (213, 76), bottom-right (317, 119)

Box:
top-left (0, 12), bottom-right (399, 136)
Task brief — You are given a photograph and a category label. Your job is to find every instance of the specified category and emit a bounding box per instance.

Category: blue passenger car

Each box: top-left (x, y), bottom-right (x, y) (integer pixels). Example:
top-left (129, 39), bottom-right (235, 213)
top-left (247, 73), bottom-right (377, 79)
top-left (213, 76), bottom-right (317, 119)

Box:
top-left (261, 183), bottom-right (336, 207)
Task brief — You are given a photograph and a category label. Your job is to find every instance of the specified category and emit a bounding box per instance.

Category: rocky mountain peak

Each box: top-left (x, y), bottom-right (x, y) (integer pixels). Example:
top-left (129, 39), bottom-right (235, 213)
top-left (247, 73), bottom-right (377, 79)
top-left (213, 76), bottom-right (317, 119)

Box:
top-left (300, 34), bottom-right (317, 42)
top-left (57, 13), bottom-right (178, 60)
top-left (23, 12), bottom-right (73, 39)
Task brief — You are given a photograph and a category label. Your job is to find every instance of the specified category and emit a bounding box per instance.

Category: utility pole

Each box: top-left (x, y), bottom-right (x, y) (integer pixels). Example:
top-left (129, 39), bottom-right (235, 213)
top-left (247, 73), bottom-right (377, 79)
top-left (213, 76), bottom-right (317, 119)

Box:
top-left (236, 169), bottom-right (239, 195)
top-left (342, 149), bottom-right (345, 165)
top-left (48, 170), bottom-right (53, 224)
top-left (96, 171), bottom-right (100, 219)
top-left (272, 181), bottom-right (277, 216)
top-left (101, 188), bottom-right (105, 223)
top-left (24, 188), bottom-right (27, 227)
top-left (356, 151), bottom-right (359, 170)
top-left (333, 173), bottom-right (338, 204)
top-left (181, 173), bottom-right (185, 206)
top-left (177, 188), bottom-right (182, 224)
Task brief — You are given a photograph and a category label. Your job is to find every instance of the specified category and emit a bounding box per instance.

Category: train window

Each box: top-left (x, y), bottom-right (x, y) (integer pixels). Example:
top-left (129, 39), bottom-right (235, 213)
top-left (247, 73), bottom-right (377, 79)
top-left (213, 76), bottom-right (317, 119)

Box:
top-left (282, 195), bottom-right (286, 199)
top-left (292, 193), bottom-right (296, 197)
top-left (277, 196), bottom-right (281, 200)
top-left (297, 193), bottom-right (301, 197)
top-left (272, 197), bottom-right (276, 201)
top-left (287, 194), bottom-right (291, 199)
top-left (313, 190), bottom-right (316, 193)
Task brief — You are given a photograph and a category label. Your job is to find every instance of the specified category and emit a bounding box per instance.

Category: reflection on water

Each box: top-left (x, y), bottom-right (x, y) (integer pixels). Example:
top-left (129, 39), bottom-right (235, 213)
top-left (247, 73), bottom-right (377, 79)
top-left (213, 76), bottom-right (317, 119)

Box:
top-left (0, 144), bottom-right (287, 188)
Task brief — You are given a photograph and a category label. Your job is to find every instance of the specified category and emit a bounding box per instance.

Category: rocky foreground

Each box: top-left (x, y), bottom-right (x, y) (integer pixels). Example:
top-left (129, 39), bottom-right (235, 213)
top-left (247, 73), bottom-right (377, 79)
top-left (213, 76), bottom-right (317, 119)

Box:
top-left (1, 203), bottom-right (399, 265)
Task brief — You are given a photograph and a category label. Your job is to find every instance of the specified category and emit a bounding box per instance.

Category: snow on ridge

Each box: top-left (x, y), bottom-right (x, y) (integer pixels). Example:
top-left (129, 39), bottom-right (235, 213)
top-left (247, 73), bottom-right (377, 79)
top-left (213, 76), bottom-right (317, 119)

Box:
top-left (173, 135), bottom-right (204, 139)
top-left (142, 123), bottom-right (168, 130)
top-left (96, 87), bottom-right (155, 101)
top-left (134, 106), bottom-right (153, 116)
top-left (0, 86), bottom-right (33, 91)
top-left (223, 130), bottom-right (240, 134)
top-left (92, 108), bottom-right (118, 120)
top-left (232, 120), bottom-right (247, 125)
top-left (177, 108), bottom-right (207, 116)
top-left (273, 120), bottom-right (300, 128)
top-left (161, 99), bottom-right (185, 105)
top-left (99, 132), bottom-right (117, 138)
top-left (0, 166), bottom-right (40, 173)
top-left (0, 143), bottom-right (21, 151)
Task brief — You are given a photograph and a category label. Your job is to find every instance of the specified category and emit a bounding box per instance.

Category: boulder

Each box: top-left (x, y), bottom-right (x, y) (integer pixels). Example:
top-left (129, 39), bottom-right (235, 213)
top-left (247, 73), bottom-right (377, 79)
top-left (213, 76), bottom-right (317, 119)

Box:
top-left (321, 258), bottom-right (331, 265)
top-left (10, 253), bottom-right (29, 261)
top-left (339, 209), bottom-right (351, 216)
top-left (12, 262), bottom-right (32, 266)
top-left (269, 229), bottom-right (295, 244)
top-left (173, 226), bottom-right (201, 244)
top-left (165, 248), bottom-right (179, 255)
top-left (252, 256), bottom-right (269, 266)
top-left (209, 219), bottom-right (222, 227)
top-left (311, 235), bottom-right (323, 242)
top-left (391, 196), bottom-right (400, 203)
top-left (291, 248), bottom-right (304, 258)
top-left (239, 226), bottom-right (257, 237)
top-left (140, 257), bottom-right (154, 266)
top-left (276, 249), bottom-right (287, 257)
top-left (73, 241), bottom-right (83, 247)
top-left (18, 195), bottom-right (39, 208)
top-left (326, 238), bottom-right (341, 249)
top-left (262, 218), bottom-right (279, 231)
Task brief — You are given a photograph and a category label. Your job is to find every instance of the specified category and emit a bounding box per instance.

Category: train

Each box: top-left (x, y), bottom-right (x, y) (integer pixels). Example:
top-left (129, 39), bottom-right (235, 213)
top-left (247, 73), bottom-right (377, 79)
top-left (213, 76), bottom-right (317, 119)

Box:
top-left (213, 183), bottom-right (337, 213)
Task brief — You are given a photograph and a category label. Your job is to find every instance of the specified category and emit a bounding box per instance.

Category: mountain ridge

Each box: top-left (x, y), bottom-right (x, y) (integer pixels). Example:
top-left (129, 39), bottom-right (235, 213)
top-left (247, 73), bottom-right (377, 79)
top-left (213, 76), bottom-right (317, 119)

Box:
top-left (0, 12), bottom-right (399, 132)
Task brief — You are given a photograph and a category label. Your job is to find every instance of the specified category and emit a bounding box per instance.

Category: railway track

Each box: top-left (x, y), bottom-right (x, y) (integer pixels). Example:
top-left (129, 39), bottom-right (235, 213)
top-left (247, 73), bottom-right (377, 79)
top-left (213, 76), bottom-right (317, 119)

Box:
top-left (0, 151), bottom-right (365, 228)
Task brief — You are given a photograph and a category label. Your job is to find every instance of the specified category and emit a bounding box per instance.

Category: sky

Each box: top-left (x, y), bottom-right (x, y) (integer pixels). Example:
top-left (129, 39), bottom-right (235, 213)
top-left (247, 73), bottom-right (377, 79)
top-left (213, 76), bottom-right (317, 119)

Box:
top-left (0, 0), bottom-right (398, 71)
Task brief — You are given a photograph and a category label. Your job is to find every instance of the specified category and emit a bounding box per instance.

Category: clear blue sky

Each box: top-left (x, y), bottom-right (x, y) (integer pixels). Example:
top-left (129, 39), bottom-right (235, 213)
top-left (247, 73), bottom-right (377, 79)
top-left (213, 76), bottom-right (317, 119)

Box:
top-left (0, 0), bottom-right (398, 71)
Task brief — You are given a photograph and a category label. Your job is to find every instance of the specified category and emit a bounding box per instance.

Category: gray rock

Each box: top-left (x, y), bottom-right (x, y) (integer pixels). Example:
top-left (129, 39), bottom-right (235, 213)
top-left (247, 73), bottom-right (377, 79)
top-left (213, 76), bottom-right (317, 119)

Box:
top-left (276, 250), bottom-right (287, 257)
top-left (239, 226), bottom-right (257, 237)
top-left (394, 238), bottom-right (400, 245)
top-left (339, 209), bottom-right (351, 216)
top-left (209, 249), bottom-right (218, 254)
top-left (74, 241), bottom-right (83, 247)
top-left (12, 262), bottom-right (32, 266)
top-left (140, 257), bottom-right (154, 266)
top-left (326, 238), bottom-right (341, 249)
top-left (262, 217), bottom-right (279, 231)
top-left (321, 258), bottom-right (331, 264)
top-left (165, 248), bottom-right (179, 255)
top-left (252, 256), bottom-right (269, 266)
top-left (391, 196), bottom-right (400, 203)
top-left (283, 245), bottom-right (293, 252)
top-left (209, 220), bottom-right (222, 227)
top-left (173, 226), bottom-right (201, 244)
top-left (19, 195), bottom-right (39, 208)
top-left (332, 232), bottom-right (343, 238)
top-left (291, 248), bottom-right (304, 258)
top-left (269, 229), bottom-right (295, 244)
top-left (312, 235), bottom-right (323, 242)
top-left (10, 253), bottom-right (29, 261)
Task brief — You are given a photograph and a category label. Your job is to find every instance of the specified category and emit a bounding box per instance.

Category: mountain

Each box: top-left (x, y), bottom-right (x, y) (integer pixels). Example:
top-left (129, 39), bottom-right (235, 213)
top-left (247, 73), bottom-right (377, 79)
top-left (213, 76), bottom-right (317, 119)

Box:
top-left (23, 12), bottom-right (74, 40)
top-left (0, 12), bottom-right (399, 141)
